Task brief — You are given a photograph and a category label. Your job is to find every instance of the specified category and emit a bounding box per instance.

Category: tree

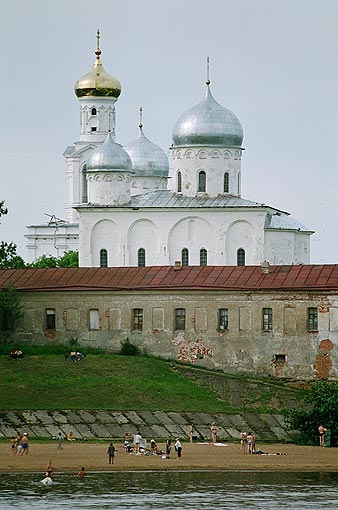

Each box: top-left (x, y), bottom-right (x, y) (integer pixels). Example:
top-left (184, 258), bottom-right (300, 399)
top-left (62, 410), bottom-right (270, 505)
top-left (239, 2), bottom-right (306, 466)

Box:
top-left (285, 380), bottom-right (338, 446)
top-left (57, 250), bottom-right (78, 267)
top-left (0, 283), bottom-right (23, 344)
top-left (29, 250), bottom-right (79, 268)
top-left (0, 201), bottom-right (26, 269)
top-left (29, 254), bottom-right (58, 268)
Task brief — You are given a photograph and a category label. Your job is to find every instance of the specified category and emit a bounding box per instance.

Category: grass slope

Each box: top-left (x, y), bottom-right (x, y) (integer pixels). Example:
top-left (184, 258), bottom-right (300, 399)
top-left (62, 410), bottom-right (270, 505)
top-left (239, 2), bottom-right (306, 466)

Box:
top-left (0, 352), bottom-right (306, 412)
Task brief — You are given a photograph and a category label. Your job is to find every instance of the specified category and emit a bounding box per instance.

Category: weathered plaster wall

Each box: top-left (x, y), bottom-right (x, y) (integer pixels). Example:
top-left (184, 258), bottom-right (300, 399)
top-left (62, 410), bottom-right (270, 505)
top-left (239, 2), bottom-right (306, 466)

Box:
top-left (15, 289), bottom-right (338, 380)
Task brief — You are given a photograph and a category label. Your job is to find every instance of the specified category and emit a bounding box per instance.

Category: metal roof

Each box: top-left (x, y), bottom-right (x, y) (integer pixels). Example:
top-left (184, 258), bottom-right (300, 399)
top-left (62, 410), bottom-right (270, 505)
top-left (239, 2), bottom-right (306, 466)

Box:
top-left (128, 190), bottom-right (279, 210)
top-left (1, 265), bottom-right (338, 292)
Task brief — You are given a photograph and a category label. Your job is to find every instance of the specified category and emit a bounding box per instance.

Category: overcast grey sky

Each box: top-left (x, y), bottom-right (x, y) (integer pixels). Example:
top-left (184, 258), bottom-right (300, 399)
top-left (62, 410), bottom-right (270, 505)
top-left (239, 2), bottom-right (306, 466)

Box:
top-left (1, 0), bottom-right (337, 263)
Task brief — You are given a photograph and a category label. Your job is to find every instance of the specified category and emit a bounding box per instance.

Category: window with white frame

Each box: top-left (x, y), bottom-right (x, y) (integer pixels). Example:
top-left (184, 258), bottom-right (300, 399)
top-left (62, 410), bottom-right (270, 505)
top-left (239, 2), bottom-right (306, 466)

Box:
top-left (307, 307), bottom-right (318, 331)
top-left (262, 308), bottom-right (273, 331)
top-left (175, 308), bottom-right (186, 330)
top-left (132, 309), bottom-right (143, 331)
top-left (218, 308), bottom-right (229, 331)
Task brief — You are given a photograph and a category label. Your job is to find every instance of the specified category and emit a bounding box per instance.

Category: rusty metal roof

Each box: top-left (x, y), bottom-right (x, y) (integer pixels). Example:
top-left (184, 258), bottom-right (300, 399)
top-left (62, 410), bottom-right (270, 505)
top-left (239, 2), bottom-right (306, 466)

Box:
top-left (1, 265), bottom-right (338, 292)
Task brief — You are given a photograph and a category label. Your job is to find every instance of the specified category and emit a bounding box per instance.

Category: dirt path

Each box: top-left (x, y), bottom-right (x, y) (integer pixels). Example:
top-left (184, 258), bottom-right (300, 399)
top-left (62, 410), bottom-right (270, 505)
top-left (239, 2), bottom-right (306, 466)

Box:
top-left (1, 441), bottom-right (338, 474)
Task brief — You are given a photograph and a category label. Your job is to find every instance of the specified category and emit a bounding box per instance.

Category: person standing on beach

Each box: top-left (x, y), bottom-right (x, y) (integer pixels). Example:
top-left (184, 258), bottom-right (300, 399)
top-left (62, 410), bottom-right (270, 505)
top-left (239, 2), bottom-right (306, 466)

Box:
top-left (133, 432), bottom-right (142, 454)
top-left (318, 424), bottom-right (327, 447)
top-left (21, 433), bottom-right (29, 456)
top-left (175, 438), bottom-right (182, 458)
top-left (166, 436), bottom-right (172, 458)
top-left (57, 432), bottom-right (63, 450)
top-left (189, 424), bottom-right (193, 444)
top-left (210, 423), bottom-right (218, 443)
top-left (107, 443), bottom-right (115, 464)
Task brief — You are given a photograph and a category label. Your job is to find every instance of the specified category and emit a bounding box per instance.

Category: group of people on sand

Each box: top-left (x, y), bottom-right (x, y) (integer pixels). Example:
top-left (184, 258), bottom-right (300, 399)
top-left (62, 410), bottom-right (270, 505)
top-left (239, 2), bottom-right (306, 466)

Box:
top-left (239, 431), bottom-right (256, 453)
top-left (10, 431), bottom-right (29, 456)
top-left (122, 432), bottom-right (182, 459)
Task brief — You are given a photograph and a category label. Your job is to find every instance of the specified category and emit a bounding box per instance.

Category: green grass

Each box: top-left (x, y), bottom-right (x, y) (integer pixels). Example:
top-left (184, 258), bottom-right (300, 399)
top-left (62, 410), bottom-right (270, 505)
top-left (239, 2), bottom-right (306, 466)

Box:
top-left (0, 353), bottom-right (238, 412)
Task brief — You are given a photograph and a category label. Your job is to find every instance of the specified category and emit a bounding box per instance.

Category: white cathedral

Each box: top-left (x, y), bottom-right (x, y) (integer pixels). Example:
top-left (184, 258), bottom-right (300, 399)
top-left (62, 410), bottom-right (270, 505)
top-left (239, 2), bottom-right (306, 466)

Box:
top-left (26, 32), bottom-right (313, 268)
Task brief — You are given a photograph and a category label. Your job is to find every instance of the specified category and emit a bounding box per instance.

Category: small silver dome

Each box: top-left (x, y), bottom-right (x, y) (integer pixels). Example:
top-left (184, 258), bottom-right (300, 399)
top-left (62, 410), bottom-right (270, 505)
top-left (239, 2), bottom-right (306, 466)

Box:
top-left (124, 127), bottom-right (169, 177)
top-left (172, 85), bottom-right (243, 147)
top-left (87, 132), bottom-right (132, 171)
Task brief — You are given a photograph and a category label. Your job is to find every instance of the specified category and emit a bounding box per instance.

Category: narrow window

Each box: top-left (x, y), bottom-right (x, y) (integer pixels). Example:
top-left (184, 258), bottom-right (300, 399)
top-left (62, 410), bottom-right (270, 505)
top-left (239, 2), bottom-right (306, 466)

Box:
top-left (91, 127), bottom-right (97, 132)
top-left (198, 171), bottom-right (206, 192)
top-left (175, 308), bottom-right (186, 330)
top-left (182, 248), bottom-right (189, 266)
top-left (89, 309), bottom-right (99, 330)
top-left (177, 171), bottom-right (182, 193)
top-left (262, 308), bottom-right (273, 332)
top-left (200, 248), bottom-right (207, 266)
top-left (82, 165), bottom-right (88, 202)
top-left (237, 248), bottom-right (245, 266)
top-left (91, 107), bottom-right (97, 115)
top-left (218, 309), bottom-right (229, 331)
top-left (45, 309), bottom-right (56, 330)
top-left (224, 172), bottom-right (229, 193)
top-left (100, 248), bottom-right (108, 267)
top-left (307, 307), bottom-right (318, 331)
top-left (132, 309), bottom-right (143, 331)
top-left (138, 248), bottom-right (146, 267)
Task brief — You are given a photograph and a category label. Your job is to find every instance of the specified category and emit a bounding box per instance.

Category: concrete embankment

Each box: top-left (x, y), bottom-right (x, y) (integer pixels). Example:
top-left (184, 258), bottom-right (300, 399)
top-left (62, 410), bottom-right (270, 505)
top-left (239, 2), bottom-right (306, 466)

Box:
top-left (0, 409), bottom-right (292, 442)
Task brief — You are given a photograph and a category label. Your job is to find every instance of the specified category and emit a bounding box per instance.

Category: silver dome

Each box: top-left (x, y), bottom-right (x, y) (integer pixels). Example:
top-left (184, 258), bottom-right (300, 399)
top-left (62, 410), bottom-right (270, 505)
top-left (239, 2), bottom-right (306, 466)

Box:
top-left (124, 127), bottom-right (169, 177)
top-left (172, 86), bottom-right (243, 147)
top-left (87, 132), bottom-right (132, 171)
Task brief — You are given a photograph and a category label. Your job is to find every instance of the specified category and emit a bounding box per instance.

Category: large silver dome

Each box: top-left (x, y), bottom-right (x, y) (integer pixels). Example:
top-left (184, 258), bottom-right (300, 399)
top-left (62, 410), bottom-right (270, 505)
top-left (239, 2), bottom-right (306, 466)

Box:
top-left (172, 86), bottom-right (243, 147)
top-left (124, 127), bottom-right (169, 177)
top-left (87, 132), bottom-right (132, 171)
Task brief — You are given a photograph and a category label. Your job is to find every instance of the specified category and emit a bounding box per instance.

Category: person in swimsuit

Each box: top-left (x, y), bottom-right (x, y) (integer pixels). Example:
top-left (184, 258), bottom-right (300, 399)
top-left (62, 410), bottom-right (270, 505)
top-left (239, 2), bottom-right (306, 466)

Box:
top-left (247, 432), bottom-right (253, 454)
top-left (318, 424), bottom-right (327, 447)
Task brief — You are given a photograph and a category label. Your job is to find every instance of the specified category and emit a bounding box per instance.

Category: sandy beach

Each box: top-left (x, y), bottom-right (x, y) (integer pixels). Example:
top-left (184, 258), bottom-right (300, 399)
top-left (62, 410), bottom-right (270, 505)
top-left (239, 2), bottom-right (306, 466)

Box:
top-left (1, 441), bottom-right (338, 474)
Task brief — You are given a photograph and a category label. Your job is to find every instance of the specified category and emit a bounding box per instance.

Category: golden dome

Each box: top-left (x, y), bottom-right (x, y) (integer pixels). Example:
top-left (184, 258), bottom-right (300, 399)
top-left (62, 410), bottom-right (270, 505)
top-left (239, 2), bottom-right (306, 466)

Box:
top-left (75, 30), bottom-right (121, 98)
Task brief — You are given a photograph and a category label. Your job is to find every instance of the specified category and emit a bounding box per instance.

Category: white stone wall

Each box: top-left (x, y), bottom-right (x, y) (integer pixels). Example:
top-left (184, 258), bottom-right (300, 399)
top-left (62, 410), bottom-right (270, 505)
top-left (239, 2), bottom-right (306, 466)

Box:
top-left (172, 147), bottom-right (242, 196)
top-left (79, 207), bottom-right (269, 267)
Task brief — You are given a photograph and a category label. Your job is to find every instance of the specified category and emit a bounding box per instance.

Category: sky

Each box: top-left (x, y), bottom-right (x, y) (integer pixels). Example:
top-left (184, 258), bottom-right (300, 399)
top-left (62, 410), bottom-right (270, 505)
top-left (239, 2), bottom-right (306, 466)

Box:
top-left (1, 0), bottom-right (337, 263)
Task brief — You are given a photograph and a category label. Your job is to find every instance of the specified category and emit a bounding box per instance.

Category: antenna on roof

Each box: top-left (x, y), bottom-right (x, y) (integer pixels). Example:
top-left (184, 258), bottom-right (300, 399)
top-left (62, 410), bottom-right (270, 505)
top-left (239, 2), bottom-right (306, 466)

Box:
top-left (44, 213), bottom-right (69, 226)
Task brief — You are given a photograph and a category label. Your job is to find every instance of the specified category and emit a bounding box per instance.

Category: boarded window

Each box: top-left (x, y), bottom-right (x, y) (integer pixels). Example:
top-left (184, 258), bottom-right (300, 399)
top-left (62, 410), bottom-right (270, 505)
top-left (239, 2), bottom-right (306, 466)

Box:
top-left (89, 309), bottom-right (99, 330)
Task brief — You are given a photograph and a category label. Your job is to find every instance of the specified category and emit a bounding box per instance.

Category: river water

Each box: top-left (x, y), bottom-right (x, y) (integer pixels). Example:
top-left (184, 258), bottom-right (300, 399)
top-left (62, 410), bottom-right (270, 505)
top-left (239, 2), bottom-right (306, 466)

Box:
top-left (1, 470), bottom-right (338, 509)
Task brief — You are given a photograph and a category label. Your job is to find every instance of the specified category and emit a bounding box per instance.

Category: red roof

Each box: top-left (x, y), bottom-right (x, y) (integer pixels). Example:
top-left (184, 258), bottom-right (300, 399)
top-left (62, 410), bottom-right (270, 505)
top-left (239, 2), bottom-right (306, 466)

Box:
top-left (1, 265), bottom-right (338, 292)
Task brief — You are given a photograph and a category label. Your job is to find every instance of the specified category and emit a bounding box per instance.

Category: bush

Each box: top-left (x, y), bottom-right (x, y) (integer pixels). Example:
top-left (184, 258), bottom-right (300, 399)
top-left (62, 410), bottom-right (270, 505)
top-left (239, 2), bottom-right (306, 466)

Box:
top-left (119, 337), bottom-right (140, 356)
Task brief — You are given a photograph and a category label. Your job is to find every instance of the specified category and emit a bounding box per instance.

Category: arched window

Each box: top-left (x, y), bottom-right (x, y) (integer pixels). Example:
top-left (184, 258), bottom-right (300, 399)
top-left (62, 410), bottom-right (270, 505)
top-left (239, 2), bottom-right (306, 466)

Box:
top-left (91, 107), bottom-right (97, 115)
top-left (200, 248), bottom-right (207, 266)
top-left (237, 248), bottom-right (245, 266)
top-left (198, 171), bottom-right (206, 192)
top-left (82, 164), bottom-right (88, 202)
top-left (138, 248), bottom-right (146, 267)
top-left (177, 171), bottom-right (182, 193)
top-left (100, 248), bottom-right (108, 267)
top-left (224, 172), bottom-right (229, 193)
top-left (182, 248), bottom-right (189, 266)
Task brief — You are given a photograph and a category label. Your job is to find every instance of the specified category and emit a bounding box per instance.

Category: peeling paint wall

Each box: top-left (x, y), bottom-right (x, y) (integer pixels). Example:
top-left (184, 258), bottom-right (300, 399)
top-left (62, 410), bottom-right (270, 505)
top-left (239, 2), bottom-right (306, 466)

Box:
top-left (14, 289), bottom-right (338, 380)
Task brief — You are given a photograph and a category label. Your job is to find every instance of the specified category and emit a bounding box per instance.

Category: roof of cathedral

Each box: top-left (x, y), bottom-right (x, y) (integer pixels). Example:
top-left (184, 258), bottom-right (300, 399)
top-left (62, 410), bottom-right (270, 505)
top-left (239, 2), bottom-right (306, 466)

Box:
top-left (1, 265), bottom-right (338, 292)
top-left (124, 124), bottom-right (169, 177)
top-left (87, 132), bottom-right (132, 171)
top-left (74, 30), bottom-right (121, 99)
top-left (172, 85), bottom-right (243, 147)
top-left (265, 213), bottom-right (312, 232)
top-left (130, 190), bottom-right (281, 210)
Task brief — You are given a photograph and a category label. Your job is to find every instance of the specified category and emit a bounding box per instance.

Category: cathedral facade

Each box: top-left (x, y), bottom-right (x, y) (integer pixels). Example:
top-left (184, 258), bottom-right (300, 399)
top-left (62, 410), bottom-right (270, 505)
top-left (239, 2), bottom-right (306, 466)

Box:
top-left (26, 32), bottom-right (313, 267)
